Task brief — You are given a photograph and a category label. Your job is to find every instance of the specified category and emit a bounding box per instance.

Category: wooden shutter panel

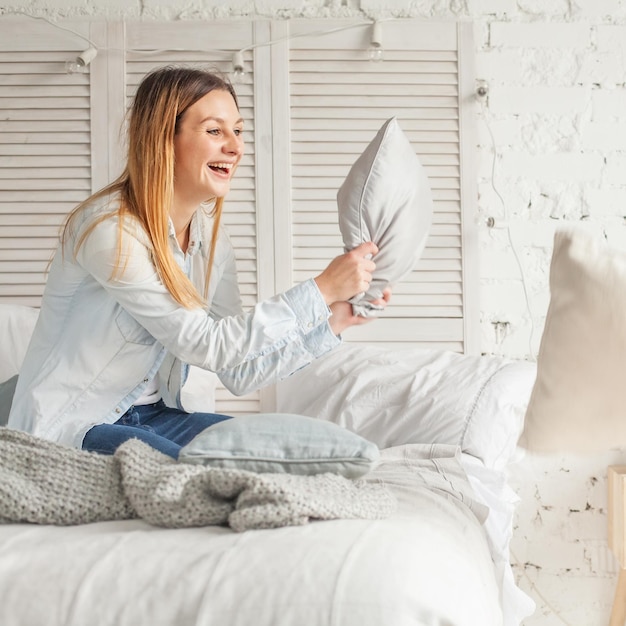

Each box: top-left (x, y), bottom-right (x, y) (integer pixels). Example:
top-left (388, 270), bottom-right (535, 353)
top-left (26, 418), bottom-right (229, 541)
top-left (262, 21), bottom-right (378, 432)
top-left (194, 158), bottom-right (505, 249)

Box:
top-left (0, 20), bottom-right (94, 308)
top-left (281, 19), bottom-right (478, 353)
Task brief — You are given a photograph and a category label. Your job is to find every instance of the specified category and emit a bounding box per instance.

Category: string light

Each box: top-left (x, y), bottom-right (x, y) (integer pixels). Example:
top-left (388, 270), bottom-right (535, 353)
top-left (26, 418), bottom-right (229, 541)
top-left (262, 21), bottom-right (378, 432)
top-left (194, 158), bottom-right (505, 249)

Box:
top-left (65, 46), bottom-right (98, 74)
top-left (3, 12), bottom-right (99, 74)
top-left (368, 21), bottom-right (384, 62)
top-left (5, 12), bottom-right (388, 73)
top-left (230, 50), bottom-right (246, 84)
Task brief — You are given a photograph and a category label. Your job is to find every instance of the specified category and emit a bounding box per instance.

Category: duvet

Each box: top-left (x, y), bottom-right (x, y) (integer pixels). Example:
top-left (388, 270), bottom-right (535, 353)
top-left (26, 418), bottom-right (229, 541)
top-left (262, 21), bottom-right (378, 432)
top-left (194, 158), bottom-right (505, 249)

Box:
top-left (0, 444), bottom-right (502, 626)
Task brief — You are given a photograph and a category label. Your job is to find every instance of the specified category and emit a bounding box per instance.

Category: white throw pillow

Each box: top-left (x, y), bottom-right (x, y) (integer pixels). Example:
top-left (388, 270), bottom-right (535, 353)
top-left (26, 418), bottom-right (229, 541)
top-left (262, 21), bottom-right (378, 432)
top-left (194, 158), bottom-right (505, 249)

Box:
top-left (0, 304), bottom-right (39, 383)
top-left (276, 344), bottom-right (536, 472)
top-left (519, 227), bottom-right (626, 453)
top-left (337, 117), bottom-right (434, 317)
top-left (181, 366), bottom-right (218, 413)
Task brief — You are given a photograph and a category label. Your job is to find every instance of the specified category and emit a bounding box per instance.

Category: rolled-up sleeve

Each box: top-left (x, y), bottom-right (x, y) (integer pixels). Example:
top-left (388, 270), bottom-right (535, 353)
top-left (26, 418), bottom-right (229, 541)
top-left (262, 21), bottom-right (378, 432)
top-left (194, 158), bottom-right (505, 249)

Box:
top-left (216, 280), bottom-right (341, 395)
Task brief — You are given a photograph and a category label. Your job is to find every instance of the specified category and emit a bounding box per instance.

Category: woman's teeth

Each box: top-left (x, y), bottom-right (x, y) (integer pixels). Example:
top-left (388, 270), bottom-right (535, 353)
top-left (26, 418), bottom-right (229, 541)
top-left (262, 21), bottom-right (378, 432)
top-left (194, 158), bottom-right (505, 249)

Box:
top-left (209, 163), bottom-right (232, 173)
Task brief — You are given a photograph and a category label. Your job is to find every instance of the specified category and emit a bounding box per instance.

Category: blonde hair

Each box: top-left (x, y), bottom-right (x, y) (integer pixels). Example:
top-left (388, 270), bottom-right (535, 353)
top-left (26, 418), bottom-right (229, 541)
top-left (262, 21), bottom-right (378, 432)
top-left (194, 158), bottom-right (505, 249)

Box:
top-left (63, 66), bottom-right (239, 309)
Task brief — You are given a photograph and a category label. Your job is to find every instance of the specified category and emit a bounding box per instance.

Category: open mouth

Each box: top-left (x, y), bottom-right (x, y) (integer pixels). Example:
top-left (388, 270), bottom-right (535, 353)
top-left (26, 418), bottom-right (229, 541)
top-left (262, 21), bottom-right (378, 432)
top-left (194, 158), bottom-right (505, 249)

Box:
top-left (208, 162), bottom-right (233, 175)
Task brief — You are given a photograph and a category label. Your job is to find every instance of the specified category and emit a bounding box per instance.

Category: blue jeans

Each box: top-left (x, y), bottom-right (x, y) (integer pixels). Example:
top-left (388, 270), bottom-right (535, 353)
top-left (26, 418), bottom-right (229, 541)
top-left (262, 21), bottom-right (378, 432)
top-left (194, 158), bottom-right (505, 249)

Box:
top-left (82, 400), bottom-right (233, 459)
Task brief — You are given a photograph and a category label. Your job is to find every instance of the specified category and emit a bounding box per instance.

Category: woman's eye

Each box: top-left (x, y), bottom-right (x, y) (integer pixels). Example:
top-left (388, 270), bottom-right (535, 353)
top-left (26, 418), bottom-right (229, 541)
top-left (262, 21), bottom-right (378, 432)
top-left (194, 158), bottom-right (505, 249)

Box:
top-left (234, 128), bottom-right (242, 136)
top-left (207, 128), bottom-right (220, 135)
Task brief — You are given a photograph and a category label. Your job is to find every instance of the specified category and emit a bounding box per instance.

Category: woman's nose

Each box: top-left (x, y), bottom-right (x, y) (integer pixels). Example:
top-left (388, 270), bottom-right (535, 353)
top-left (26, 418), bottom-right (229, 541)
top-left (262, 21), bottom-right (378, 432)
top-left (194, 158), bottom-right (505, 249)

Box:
top-left (224, 133), bottom-right (243, 156)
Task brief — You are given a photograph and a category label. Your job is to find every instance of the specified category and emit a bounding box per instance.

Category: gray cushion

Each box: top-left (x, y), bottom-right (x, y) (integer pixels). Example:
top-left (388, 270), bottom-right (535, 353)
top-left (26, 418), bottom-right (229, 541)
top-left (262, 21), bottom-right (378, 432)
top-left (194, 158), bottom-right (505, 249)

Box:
top-left (178, 413), bottom-right (380, 478)
top-left (337, 117), bottom-right (433, 317)
top-left (0, 375), bottom-right (18, 427)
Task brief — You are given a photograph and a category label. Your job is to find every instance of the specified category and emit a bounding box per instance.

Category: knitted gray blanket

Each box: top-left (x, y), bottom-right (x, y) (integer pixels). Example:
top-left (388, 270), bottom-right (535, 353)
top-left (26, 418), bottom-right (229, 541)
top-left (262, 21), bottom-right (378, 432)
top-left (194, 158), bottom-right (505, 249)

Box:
top-left (0, 428), bottom-right (395, 532)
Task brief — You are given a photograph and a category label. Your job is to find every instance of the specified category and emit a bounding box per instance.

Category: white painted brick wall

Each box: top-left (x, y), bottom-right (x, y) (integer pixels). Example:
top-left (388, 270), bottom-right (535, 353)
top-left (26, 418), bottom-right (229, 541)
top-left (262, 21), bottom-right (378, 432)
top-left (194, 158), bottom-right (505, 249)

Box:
top-left (490, 87), bottom-right (589, 115)
top-left (2, 1), bottom-right (626, 624)
top-left (593, 88), bottom-right (626, 118)
top-left (490, 22), bottom-right (592, 48)
top-left (501, 153), bottom-right (603, 181)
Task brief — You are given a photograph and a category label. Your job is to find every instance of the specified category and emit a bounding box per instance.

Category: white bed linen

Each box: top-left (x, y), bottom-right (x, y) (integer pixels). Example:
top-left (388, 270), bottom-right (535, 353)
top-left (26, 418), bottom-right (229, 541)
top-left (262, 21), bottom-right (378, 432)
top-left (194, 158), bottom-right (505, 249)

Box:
top-left (0, 445), bottom-right (502, 626)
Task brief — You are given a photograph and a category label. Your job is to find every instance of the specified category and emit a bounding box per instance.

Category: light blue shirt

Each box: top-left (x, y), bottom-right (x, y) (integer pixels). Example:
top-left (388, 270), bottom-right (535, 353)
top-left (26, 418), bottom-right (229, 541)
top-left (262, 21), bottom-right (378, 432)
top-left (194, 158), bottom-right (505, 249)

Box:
top-left (8, 195), bottom-right (340, 448)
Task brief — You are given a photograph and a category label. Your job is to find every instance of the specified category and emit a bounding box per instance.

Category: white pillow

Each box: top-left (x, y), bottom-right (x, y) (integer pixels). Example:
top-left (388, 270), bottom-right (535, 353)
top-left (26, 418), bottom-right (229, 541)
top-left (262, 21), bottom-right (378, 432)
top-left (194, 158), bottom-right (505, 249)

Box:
top-left (276, 344), bottom-right (536, 471)
top-left (520, 227), bottom-right (626, 453)
top-left (0, 304), bottom-right (39, 383)
top-left (181, 366), bottom-right (218, 413)
top-left (277, 343), bottom-right (534, 624)
top-left (337, 117), bottom-right (433, 317)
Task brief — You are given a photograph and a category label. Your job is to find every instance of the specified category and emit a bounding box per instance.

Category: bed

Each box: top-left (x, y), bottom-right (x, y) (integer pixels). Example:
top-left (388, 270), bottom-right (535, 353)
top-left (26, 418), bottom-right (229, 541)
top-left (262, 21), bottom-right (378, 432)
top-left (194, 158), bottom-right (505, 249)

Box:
top-left (0, 302), bottom-right (537, 626)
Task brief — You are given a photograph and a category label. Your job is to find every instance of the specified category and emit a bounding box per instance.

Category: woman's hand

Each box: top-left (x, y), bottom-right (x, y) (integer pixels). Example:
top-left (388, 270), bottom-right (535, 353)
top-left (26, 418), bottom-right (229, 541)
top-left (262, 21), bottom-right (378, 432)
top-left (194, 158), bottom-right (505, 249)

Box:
top-left (328, 288), bottom-right (392, 336)
top-left (314, 241), bottom-right (378, 305)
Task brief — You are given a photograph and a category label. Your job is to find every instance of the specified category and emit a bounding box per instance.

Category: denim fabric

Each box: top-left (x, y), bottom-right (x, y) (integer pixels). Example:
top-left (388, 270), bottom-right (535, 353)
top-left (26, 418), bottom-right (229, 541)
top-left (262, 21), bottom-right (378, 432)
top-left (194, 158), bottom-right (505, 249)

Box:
top-left (82, 400), bottom-right (233, 459)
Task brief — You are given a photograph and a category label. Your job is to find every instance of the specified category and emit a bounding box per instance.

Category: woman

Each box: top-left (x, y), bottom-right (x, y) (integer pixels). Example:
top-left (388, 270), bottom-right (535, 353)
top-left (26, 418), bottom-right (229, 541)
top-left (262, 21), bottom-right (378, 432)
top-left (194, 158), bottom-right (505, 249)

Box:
top-left (8, 66), bottom-right (388, 459)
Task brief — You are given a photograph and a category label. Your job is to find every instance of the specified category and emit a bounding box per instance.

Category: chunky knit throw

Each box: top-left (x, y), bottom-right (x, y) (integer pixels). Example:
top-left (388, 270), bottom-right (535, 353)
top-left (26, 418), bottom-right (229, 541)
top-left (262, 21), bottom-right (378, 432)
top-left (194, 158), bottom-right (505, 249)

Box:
top-left (0, 428), bottom-right (395, 532)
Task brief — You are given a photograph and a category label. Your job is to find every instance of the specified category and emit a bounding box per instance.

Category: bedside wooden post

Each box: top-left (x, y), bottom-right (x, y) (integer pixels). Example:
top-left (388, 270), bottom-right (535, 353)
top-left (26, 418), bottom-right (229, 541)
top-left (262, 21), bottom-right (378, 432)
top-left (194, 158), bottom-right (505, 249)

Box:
top-left (609, 466), bottom-right (626, 626)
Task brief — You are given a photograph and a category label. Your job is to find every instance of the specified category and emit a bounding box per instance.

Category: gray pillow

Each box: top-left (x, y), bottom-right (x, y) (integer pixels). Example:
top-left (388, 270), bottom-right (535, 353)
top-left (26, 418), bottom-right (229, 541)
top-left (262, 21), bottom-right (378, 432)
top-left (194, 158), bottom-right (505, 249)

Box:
top-left (0, 375), bottom-right (18, 427)
top-left (178, 413), bottom-right (380, 478)
top-left (337, 117), bottom-right (433, 317)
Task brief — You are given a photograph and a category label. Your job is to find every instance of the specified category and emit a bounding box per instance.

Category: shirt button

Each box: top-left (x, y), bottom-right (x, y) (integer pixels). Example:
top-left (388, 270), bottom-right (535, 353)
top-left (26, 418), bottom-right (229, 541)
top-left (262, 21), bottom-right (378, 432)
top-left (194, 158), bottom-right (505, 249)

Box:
top-left (307, 322), bottom-right (314, 328)
top-left (115, 408), bottom-right (121, 414)
top-left (143, 378), bottom-right (149, 383)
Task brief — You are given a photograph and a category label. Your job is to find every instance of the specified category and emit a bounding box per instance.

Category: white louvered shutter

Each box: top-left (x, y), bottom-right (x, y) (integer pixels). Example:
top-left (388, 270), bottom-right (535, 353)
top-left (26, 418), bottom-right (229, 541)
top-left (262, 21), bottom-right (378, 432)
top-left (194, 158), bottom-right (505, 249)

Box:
top-left (0, 19), bottom-right (95, 308)
top-left (279, 19), bottom-right (478, 353)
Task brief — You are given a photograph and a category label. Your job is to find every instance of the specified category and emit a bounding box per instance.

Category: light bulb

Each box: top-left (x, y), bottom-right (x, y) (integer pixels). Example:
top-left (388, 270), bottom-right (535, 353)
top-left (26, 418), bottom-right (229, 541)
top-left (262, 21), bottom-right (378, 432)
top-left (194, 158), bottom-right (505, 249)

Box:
top-left (368, 43), bottom-right (384, 62)
top-left (65, 47), bottom-right (98, 74)
top-left (232, 67), bottom-right (245, 84)
top-left (65, 60), bottom-right (87, 74)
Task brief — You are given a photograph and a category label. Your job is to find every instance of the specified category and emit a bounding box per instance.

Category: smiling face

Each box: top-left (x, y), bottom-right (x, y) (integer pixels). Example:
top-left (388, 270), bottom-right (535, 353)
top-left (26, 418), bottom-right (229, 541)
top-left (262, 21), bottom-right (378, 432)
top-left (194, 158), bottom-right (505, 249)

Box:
top-left (172, 88), bottom-right (244, 212)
